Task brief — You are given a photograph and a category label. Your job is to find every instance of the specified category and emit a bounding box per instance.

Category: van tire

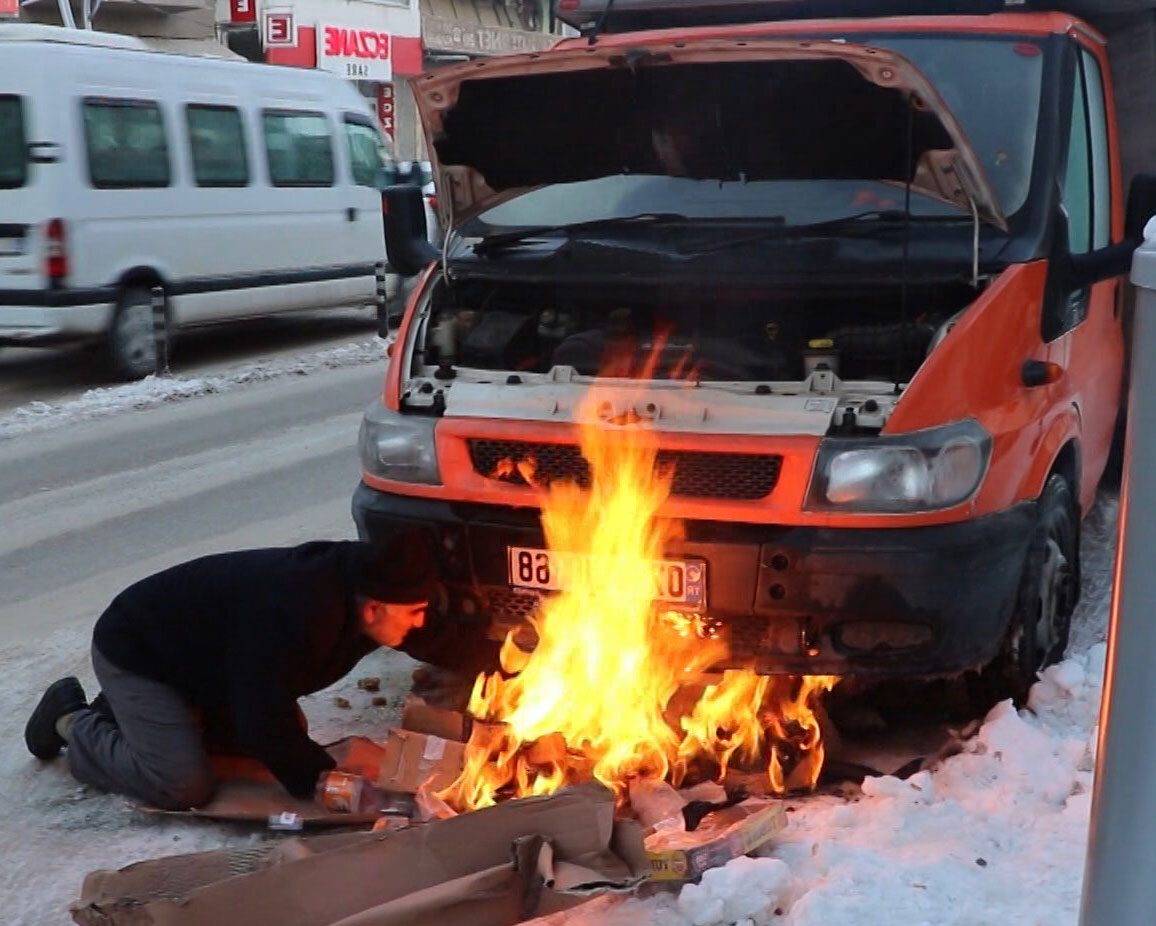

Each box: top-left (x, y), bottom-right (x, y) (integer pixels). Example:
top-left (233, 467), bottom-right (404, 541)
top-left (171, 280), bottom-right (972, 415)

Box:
top-left (107, 286), bottom-right (164, 380)
top-left (975, 475), bottom-right (1079, 707)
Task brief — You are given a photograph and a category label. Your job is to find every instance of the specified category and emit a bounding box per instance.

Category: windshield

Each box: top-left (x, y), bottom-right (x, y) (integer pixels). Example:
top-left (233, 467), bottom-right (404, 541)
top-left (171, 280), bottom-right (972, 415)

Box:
top-left (466, 35), bottom-right (1043, 234)
top-left (0, 96), bottom-right (27, 190)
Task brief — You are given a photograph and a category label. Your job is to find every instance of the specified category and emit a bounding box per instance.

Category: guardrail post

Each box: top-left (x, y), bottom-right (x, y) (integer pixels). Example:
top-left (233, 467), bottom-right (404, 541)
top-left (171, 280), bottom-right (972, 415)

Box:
top-left (1080, 233), bottom-right (1156, 924)
top-left (150, 285), bottom-right (170, 377)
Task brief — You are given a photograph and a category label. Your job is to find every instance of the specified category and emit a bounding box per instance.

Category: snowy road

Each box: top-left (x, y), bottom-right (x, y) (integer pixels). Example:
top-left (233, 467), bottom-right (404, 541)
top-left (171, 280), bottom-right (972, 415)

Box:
top-left (0, 343), bottom-right (1120, 924)
top-left (0, 346), bottom-right (423, 924)
top-left (0, 306), bottom-right (381, 414)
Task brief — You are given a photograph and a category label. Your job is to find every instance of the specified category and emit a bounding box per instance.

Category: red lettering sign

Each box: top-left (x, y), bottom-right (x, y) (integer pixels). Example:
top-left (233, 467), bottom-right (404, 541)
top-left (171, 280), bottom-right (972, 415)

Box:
top-left (264, 12), bottom-right (296, 48)
top-left (323, 27), bottom-right (390, 61)
top-left (377, 85), bottom-right (395, 143)
top-left (229, 0), bottom-right (255, 24)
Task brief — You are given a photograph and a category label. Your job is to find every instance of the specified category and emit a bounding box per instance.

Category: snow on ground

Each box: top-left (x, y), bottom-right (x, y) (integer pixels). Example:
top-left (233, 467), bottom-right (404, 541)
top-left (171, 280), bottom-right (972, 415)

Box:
top-left (0, 625), bottom-right (418, 926)
top-left (560, 495), bottom-right (1119, 926)
top-left (0, 497), bottom-right (1118, 924)
top-left (0, 337), bottom-right (386, 441)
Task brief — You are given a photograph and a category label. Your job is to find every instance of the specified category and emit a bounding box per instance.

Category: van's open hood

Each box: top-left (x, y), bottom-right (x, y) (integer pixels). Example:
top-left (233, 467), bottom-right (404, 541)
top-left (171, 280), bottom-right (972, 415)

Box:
top-left (413, 37), bottom-right (1007, 232)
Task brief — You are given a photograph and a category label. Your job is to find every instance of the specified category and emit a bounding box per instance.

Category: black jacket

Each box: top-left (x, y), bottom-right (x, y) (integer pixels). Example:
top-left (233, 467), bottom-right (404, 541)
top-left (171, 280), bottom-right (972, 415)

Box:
top-left (93, 542), bottom-right (377, 798)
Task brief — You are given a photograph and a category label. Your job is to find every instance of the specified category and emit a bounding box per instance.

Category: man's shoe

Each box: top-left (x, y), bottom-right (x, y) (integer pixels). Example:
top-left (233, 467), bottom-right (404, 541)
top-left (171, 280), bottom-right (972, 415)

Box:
top-left (25, 677), bottom-right (87, 760)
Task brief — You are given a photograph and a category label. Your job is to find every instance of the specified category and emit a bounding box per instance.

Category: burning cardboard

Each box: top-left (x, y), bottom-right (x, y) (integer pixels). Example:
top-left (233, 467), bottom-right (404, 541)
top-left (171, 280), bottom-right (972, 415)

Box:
top-left (72, 783), bottom-right (648, 926)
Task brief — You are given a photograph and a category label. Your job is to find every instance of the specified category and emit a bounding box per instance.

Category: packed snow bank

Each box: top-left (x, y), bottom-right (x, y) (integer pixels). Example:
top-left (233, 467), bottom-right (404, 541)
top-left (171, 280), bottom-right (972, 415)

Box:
top-left (0, 337), bottom-right (386, 441)
top-left (557, 497), bottom-right (1118, 926)
top-left (557, 646), bottom-right (1107, 926)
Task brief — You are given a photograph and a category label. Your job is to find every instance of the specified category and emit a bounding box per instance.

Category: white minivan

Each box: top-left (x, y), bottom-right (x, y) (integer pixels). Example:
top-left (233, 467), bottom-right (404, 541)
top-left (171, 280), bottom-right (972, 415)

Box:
top-left (0, 25), bottom-right (390, 378)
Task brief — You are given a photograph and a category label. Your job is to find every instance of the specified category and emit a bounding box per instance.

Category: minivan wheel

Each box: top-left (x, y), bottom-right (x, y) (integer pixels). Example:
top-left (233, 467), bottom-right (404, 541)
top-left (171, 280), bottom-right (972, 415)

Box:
top-left (976, 475), bottom-right (1079, 707)
top-left (107, 286), bottom-right (163, 380)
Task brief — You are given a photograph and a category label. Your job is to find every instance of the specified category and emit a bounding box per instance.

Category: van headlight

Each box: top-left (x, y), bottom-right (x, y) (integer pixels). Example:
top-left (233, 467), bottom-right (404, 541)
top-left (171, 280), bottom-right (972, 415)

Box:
top-left (806, 420), bottom-right (990, 513)
top-left (358, 399), bottom-right (441, 485)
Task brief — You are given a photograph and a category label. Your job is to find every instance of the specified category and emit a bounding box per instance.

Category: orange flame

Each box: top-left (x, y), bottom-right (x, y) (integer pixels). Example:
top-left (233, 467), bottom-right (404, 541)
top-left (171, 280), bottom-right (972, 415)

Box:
top-left (439, 383), bottom-right (837, 812)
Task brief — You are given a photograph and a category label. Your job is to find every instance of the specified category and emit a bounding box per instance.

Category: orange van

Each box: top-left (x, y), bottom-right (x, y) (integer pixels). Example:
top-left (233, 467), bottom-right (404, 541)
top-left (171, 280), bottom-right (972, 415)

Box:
top-left (356, 2), bottom-right (1156, 698)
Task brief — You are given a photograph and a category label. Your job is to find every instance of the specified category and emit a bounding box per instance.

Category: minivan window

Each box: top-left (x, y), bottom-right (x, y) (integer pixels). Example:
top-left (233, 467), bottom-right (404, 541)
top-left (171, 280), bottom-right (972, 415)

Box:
top-left (262, 111), bottom-right (334, 187)
top-left (344, 117), bottom-right (386, 187)
top-left (1063, 62), bottom-right (1093, 255)
top-left (187, 105), bottom-right (249, 187)
top-left (83, 99), bottom-right (170, 188)
top-left (1082, 50), bottom-right (1111, 250)
top-left (0, 96), bottom-right (26, 189)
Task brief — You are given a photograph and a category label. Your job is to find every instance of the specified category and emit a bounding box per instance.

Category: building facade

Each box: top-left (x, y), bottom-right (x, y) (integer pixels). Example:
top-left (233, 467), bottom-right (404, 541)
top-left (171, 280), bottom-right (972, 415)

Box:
top-left (218, 0), bottom-right (563, 159)
top-left (7, 0), bottom-right (229, 53)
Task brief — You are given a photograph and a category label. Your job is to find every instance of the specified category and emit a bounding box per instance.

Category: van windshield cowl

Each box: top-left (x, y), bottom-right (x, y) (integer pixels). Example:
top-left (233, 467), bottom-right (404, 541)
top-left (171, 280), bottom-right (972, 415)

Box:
top-left (0, 96), bottom-right (27, 190)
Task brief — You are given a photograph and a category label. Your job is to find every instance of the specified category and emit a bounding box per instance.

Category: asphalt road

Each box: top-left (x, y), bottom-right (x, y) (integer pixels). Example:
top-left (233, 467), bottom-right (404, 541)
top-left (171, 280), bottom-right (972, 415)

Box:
top-left (0, 359), bottom-right (385, 646)
top-left (0, 306), bottom-right (380, 413)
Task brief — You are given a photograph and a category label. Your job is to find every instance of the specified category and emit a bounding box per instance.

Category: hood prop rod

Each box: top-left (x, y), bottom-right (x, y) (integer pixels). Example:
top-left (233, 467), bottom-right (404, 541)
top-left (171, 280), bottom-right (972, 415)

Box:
top-left (587, 0), bottom-right (617, 44)
top-left (895, 94), bottom-right (914, 395)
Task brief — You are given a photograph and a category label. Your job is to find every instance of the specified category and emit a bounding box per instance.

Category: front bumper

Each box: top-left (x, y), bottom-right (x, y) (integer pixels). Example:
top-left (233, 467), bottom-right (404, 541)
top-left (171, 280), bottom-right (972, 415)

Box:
top-left (353, 482), bottom-right (1037, 677)
top-left (0, 301), bottom-right (114, 345)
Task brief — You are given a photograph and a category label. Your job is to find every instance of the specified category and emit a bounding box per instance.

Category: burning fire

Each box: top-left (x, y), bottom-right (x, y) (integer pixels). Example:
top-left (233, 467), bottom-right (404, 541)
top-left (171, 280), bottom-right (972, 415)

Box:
top-left (439, 385), bottom-right (837, 812)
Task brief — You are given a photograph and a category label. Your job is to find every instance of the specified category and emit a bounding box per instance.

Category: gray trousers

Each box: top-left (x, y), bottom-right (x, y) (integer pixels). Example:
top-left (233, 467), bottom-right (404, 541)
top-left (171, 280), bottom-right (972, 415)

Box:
top-left (67, 645), bottom-right (215, 810)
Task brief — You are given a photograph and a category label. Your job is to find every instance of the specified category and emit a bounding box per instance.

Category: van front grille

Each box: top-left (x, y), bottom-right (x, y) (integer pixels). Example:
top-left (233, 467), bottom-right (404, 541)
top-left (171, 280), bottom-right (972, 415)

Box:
top-left (467, 439), bottom-right (782, 501)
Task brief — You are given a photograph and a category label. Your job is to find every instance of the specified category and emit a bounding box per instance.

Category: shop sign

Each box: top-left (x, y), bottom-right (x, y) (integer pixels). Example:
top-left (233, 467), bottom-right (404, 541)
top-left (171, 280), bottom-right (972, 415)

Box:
top-left (316, 25), bottom-right (392, 82)
top-left (421, 14), bottom-right (555, 56)
top-left (377, 84), bottom-right (395, 142)
top-left (263, 10), bottom-right (297, 47)
top-left (0, 0), bottom-right (19, 19)
top-left (230, 0), bottom-right (256, 24)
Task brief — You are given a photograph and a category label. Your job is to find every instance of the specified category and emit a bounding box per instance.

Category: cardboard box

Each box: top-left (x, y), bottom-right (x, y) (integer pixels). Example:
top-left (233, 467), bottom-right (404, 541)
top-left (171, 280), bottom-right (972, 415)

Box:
top-left (401, 694), bottom-right (471, 742)
top-left (377, 728), bottom-right (468, 794)
top-left (644, 799), bottom-right (786, 882)
top-left (73, 782), bottom-right (648, 926)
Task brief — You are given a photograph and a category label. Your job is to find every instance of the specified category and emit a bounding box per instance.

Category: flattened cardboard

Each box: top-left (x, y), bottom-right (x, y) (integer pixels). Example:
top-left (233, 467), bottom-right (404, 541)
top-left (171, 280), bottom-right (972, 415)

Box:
top-left (645, 799), bottom-right (786, 882)
top-left (141, 778), bottom-right (381, 826)
top-left (73, 782), bottom-right (648, 926)
top-left (140, 738), bottom-right (388, 826)
top-left (377, 728), bottom-right (467, 794)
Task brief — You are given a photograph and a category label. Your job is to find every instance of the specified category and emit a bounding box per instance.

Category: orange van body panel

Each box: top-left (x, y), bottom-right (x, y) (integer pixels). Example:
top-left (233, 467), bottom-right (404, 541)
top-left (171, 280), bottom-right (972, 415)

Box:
top-left (551, 12), bottom-right (1099, 53)
top-left (373, 11), bottom-right (1125, 528)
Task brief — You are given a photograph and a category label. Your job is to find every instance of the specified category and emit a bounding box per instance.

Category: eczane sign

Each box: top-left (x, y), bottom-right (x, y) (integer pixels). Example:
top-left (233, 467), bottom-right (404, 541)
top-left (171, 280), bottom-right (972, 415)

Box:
top-left (317, 25), bottom-right (392, 81)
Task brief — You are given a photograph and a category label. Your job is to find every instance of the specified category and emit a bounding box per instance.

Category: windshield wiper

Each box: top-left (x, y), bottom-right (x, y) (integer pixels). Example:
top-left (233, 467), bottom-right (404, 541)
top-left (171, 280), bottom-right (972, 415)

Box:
top-left (677, 210), bottom-right (971, 257)
top-left (472, 212), bottom-right (693, 255)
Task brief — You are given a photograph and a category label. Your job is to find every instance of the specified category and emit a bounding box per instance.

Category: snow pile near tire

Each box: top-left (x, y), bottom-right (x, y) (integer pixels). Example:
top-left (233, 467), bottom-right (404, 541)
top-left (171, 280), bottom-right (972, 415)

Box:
top-left (555, 644), bottom-right (1107, 926)
top-left (0, 337), bottom-right (386, 440)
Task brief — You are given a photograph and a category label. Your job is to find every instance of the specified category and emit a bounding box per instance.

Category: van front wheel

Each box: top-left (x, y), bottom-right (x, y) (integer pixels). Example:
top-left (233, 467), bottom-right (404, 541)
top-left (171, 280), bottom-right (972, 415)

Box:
top-left (107, 286), bottom-right (162, 380)
top-left (978, 475), bottom-right (1079, 706)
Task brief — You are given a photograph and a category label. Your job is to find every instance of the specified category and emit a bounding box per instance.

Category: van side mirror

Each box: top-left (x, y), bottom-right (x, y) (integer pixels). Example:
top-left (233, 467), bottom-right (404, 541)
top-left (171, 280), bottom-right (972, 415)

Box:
top-left (1067, 174), bottom-right (1156, 288)
top-left (383, 184), bottom-right (440, 277)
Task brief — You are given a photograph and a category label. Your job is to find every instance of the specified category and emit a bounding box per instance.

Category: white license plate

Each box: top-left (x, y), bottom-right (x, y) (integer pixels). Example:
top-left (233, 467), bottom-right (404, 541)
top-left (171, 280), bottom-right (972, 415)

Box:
top-left (507, 547), bottom-right (706, 609)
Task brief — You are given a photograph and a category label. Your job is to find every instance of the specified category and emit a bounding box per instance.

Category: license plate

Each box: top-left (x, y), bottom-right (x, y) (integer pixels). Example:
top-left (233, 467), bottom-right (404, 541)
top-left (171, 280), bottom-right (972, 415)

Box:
top-left (507, 547), bottom-right (706, 609)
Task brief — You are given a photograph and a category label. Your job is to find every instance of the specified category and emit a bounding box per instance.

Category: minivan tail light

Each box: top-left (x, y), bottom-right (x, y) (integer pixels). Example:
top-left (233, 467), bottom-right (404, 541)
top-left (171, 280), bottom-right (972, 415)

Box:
top-left (45, 218), bottom-right (67, 286)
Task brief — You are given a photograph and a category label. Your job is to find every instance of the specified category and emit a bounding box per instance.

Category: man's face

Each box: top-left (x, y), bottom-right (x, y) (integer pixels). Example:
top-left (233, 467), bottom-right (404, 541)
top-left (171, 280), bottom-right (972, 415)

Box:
top-left (360, 599), bottom-right (427, 648)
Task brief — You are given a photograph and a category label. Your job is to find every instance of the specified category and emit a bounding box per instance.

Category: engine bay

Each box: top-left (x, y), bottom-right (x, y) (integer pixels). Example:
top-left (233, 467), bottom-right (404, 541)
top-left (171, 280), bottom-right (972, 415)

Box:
top-left (401, 276), bottom-right (979, 436)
